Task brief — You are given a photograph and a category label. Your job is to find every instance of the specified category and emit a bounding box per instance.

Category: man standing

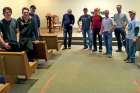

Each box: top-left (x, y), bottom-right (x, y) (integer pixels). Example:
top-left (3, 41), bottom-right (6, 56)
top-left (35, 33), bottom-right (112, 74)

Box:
top-left (78, 8), bottom-right (92, 49)
top-left (62, 9), bottom-right (75, 49)
top-left (100, 10), bottom-right (114, 58)
top-left (29, 5), bottom-right (40, 40)
top-left (91, 8), bottom-right (102, 52)
top-left (114, 4), bottom-right (128, 52)
top-left (17, 7), bottom-right (36, 61)
top-left (125, 10), bottom-right (139, 63)
top-left (0, 7), bottom-right (20, 51)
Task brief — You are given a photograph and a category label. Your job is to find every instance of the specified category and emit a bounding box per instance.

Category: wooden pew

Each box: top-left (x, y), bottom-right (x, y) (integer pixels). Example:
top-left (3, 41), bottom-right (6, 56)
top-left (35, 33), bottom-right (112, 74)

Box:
top-left (0, 83), bottom-right (10, 93)
top-left (0, 51), bottom-right (37, 81)
top-left (33, 41), bottom-right (53, 61)
top-left (0, 60), bottom-right (10, 93)
top-left (40, 33), bottom-right (61, 51)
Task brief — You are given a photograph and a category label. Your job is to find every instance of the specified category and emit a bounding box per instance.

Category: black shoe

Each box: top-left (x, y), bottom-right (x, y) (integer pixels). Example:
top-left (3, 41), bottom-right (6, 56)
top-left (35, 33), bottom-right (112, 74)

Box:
top-left (126, 60), bottom-right (134, 63)
top-left (68, 47), bottom-right (71, 49)
top-left (83, 47), bottom-right (88, 49)
top-left (62, 47), bottom-right (67, 50)
top-left (126, 61), bottom-right (134, 63)
top-left (92, 49), bottom-right (97, 52)
top-left (124, 58), bottom-right (128, 61)
top-left (103, 52), bottom-right (108, 55)
top-left (116, 49), bottom-right (122, 52)
top-left (99, 49), bottom-right (102, 52)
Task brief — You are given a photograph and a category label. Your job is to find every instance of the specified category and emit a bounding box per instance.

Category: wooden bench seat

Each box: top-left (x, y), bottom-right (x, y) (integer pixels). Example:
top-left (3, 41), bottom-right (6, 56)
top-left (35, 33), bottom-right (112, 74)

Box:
top-left (0, 83), bottom-right (10, 93)
top-left (39, 34), bottom-right (62, 51)
top-left (0, 51), bottom-right (37, 82)
top-left (33, 41), bottom-right (53, 61)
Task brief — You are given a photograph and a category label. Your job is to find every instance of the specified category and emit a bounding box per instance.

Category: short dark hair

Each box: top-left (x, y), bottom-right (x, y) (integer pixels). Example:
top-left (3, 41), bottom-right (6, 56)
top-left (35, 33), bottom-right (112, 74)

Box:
top-left (3, 7), bottom-right (12, 14)
top-left (83, 8), bottom-right (88, 11)
top-left (30, 5), bottom-right (36, 9)
top-left (22, 7), bottom-right (29, 13)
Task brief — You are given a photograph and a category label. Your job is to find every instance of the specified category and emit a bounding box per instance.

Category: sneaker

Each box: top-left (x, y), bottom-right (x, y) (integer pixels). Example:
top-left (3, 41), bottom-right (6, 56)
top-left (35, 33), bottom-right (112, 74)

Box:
top-left (116, 49), bottom-right (122, 52)
top-left (108, 54), bottom-right (112, 58)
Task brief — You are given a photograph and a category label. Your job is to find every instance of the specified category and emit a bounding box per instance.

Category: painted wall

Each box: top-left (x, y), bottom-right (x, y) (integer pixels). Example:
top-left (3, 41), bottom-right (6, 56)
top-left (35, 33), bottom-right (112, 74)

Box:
top-left (29, 0), bottom-right (140, 28)
top-left (0, 0), bottom-right (28, 19)
top-left (0, 0), bottom-right (139, 28)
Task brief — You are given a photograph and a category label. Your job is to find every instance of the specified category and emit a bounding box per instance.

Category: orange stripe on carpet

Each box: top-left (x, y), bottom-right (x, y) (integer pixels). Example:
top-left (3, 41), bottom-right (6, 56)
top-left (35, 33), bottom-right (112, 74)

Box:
top-left (132, 80), bottom-right (140, 93)
top-left (39, 73), bottom-right (56, 93)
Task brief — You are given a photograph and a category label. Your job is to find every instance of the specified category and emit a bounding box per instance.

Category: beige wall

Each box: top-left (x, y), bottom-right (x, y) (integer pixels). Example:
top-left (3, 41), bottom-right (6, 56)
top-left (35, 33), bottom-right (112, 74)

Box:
top-left (29, 0), bottom-right (140, 28)
top-left (0, 0), bottom-right (28, 19)
top-left (0, 0), bottom-right (139, 28)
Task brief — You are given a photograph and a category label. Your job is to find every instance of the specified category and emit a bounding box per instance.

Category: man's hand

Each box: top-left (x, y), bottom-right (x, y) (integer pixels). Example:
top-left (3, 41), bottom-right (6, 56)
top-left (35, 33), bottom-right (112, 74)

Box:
top-left (99, 31), bottom-right (102, 35)
top-left (32, 40), bottom-right (40, 44)
top-left (70, 24), bottom-right (73, 26)
top-left (133, 37), bottom-right (138, 43)
top-left (3, 43), bottom-right (11, 49)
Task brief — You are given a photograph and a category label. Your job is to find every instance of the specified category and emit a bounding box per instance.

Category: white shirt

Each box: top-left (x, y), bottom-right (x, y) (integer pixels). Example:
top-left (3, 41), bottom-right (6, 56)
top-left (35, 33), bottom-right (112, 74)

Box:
top-left (102, 17), bottom-right (113, 32)
top-left (114, 13), bottom-right (128, 28)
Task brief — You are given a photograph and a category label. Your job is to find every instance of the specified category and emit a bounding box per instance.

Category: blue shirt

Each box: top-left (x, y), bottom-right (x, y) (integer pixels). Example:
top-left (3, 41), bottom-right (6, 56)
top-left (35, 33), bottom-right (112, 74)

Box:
top-left (62, 13), bottom-right (75, 28)
top-left (78, 15), bottom-right (91, 31)
top-left (126, 19), bottom-right (140, 39)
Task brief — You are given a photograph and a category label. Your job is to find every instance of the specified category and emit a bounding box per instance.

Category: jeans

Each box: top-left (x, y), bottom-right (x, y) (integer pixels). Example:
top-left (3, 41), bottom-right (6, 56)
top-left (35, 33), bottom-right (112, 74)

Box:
top-left (114, 28), bottom-right (126, 50)
top-left (92, 28), bottom-right (102, 50)
top-left (32, 30), bottom-right (39, 40)
top-left (82, 29), bottom-right (92, 49)
top-left (103, 31), bottom-right (112, 55)
top-left (126, 39), bottom-right (136, 63)
top-left (63, 27), bottom-right (72, 48)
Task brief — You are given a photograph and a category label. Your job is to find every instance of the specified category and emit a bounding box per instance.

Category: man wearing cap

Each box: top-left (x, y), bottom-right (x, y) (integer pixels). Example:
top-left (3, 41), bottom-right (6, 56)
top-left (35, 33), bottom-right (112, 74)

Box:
top-left (125, 10), bottom-right (139, 63)
top-left (62, 9), bottom-right (75, 49)
top-left (29, 5), bottom-right (40, 40)
top-left (91, 8), bottom-right (102, 52)
top-left (78, 8), bottom-right (92, 49)
top-left (114, 4), bottom-right (128, 52)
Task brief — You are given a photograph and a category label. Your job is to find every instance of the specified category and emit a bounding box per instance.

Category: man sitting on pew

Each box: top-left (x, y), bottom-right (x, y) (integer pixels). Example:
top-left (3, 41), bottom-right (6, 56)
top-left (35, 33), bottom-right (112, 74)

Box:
top-left (17, 7), bottom-right (36, 61)
top-left (0, 7), bottom-right (20, 51)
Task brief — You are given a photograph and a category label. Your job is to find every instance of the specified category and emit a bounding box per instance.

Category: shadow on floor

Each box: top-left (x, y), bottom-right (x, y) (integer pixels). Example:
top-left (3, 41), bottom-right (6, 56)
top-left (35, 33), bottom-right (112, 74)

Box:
top-left (9, 79), bottom-right (38, 93)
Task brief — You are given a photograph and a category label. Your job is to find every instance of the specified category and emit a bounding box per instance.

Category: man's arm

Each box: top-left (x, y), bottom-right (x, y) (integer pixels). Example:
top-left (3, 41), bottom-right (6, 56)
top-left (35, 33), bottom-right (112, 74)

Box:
top-left (124, 14), bottom-right (128, 29)
top-left (72, 14), bottom-right (75, 25)
top-left (0, 35), bottom-right (11, 49)
top-left (61, 14), bottom-right (65, 27)
top-left (77, 16), bottom-right (82, 27)
top-left (135, 27), bottom-right (139, 37)
top-left (36, 15), bottom-right (40, 28)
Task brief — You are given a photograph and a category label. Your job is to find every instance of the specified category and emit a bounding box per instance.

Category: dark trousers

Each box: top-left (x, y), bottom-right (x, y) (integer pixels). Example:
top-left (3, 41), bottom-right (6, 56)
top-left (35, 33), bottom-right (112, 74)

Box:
top-left (33, 29), bottom-right (39, 40)
top-left (93, 28), bottom-right (102, 50)
top-left (19, 38), bottom-right (34, 61)
top-left (114, 28), bottom-right (126, 50)
top-left (63, 27), bottom-right (72, 48)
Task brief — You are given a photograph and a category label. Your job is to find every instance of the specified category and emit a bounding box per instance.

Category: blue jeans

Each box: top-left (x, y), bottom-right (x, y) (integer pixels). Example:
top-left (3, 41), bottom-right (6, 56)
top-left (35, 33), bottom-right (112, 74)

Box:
top-left (103, 31), bottom-right (112, 55)
top-left (114, 28), bottom-right (126, 50)
top-left (82, 29), bottom-right (92, 49)
top-left (126, 39), bottom-right (136, 63)
top-left (63, 27), bottom-right (72, 48)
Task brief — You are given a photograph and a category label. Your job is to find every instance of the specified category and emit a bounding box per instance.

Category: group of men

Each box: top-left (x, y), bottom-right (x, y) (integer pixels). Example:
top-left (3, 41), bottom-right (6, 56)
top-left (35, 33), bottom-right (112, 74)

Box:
top-left (0, 5), bottom-right (40, 61)
top-left (61, 4), bottom-right (140, 63)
